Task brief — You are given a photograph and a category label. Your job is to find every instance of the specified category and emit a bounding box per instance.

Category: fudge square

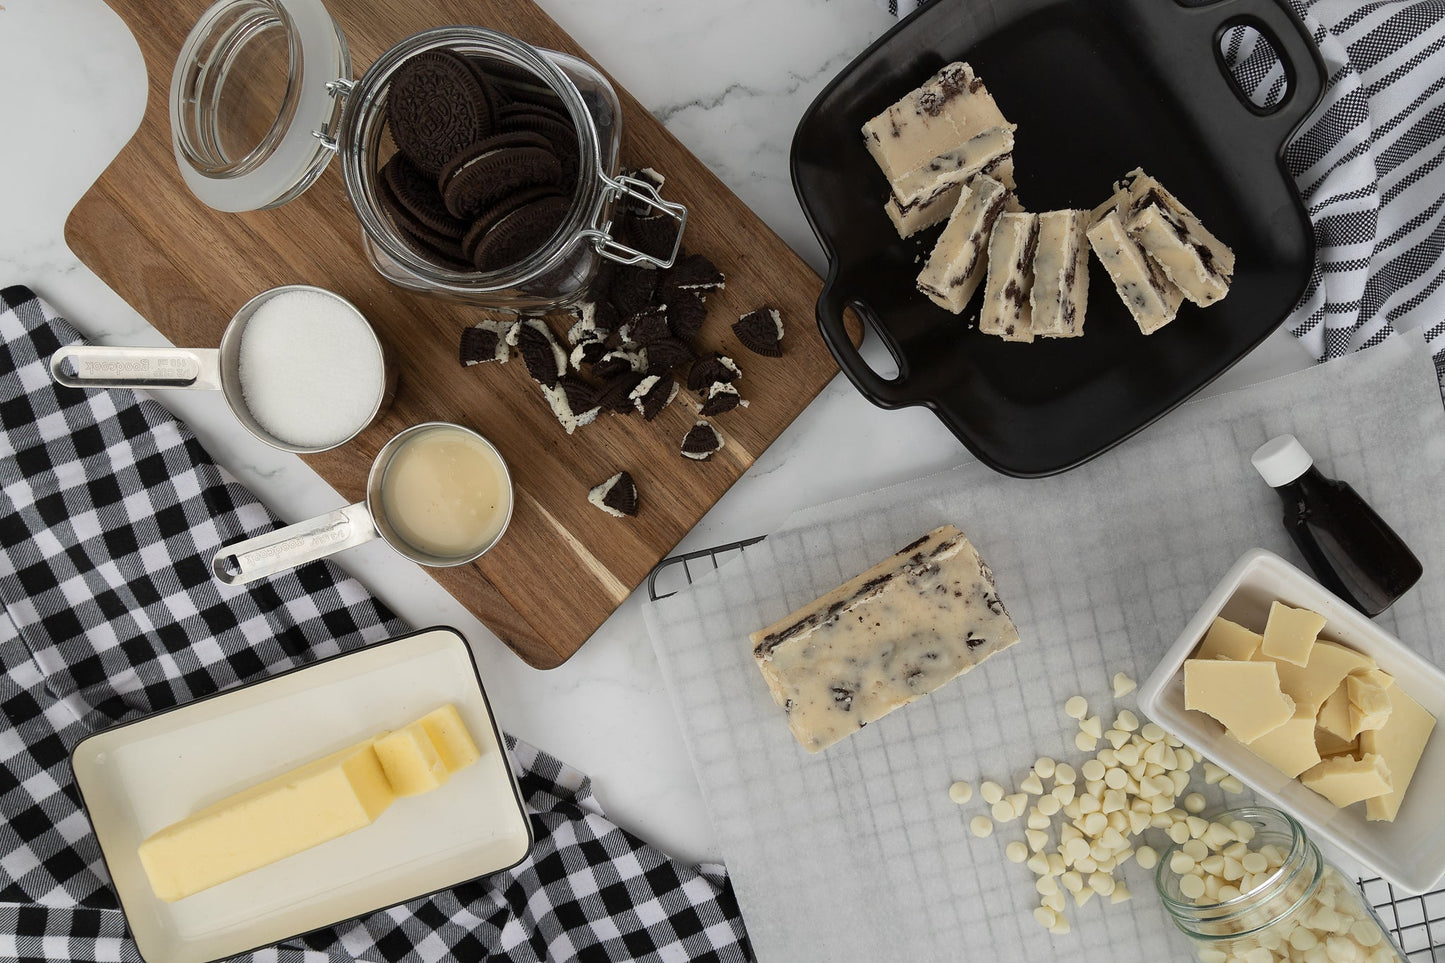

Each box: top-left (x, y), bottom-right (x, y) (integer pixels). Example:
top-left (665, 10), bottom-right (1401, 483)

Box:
top-left (749, 524), bottom-right (1021, 753)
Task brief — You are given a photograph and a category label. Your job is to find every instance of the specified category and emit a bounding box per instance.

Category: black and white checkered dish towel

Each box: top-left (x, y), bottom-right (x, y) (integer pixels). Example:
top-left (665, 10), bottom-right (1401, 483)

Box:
top-left (0, 286), bottom-right (752, 963)
top-left (876, 0), bottom-right (1445, 388)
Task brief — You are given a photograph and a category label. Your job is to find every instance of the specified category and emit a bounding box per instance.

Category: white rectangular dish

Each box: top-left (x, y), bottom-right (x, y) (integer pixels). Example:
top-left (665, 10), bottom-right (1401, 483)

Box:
top-left (1138, 548), bottom-right (1445, 892)
top-left (70, 626), bottom-right (532, 963)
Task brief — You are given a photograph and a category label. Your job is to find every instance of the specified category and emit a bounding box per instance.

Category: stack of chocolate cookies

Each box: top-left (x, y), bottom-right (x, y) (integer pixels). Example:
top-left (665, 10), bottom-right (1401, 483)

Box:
top-left (379, 49), bottom-right (582, 273)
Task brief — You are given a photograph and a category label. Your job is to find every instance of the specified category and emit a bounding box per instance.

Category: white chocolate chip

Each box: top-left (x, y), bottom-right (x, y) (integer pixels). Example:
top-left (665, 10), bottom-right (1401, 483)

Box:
top-left (1140, 722), bottom-right (1166, 742)
top-left (1112, 672), bottom-right (1137, 698)
top-left (1034, 756), bottom-right (1056, 779)
top-left (1114, 708), bottom-right (1139, 731)
top-left (1026, 828), bottom-right (1049, 852)
top-left (1241, 852), bottom-right (1268, 875)
top-left (1109, 881), bottom-right (1132, 903)
top-left (1088, 872), bottom-right (1115, 895)
top-left (1027, 808), bottom-right (1051, 830)
top-left (1037, 795), bottom-right (1061, 817)
top-left (1202, 762), bottom-right (1227, 785)
top-left (992, 800), bottom-right (1016, 822)
top-left (1065, 696), bottom-right (1088, 719)
top-left (1183, 792), bottom-right (1206, 813)
top-left (1006, 793), bottom-right (1029, 818)
top-left (1075, 732), bottom-right (1098, 752)
top-left (1027, 852), bottom-right (1050, 875)
top-left (1179, 873), bottom-right (1206, 900)
top-left (971, 815), bottom-right (994, 838)
top-left (948, 781), bottom-right (974, 804)
top-left (1020, 773), bottom-right (1044, 795)
top-left (1006, 841), bottom-right (1028, 863)
top-left (1032, 905), bottom-right (1056, 929)
top-left (1080, 715), bottom-right (1103, 739)
top-left (980, 781), bottom-right (1005, 805)
top-left (1219, 775), bottom-right (1245, 795)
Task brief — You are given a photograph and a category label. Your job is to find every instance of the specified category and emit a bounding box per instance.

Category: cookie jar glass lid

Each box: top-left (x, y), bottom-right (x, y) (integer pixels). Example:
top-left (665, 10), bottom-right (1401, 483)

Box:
top-left (170, 0), bottom-right (349, 212)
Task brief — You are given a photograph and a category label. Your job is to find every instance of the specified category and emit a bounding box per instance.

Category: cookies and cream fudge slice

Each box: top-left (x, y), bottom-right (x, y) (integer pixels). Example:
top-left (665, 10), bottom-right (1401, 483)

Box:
top-left (917, 174), bottom-right (1009, 314)
top-left (1030, 210), bottom-right (1090, 338)
top-left (887, 153), bottom-right (1017, 238)
top-left (1087, 210), bottom-right (1184, 334)
top-left (889, 125), bottom-right (1014, 212)
top-left (750, 524), bottom-right (1020, 753)
top-left (980, 212), bottom-right (1038, 342)
top-left (862, 62), bottom-right (1010, 184)
top-left (1118, 169), bottom-right (1234, 306)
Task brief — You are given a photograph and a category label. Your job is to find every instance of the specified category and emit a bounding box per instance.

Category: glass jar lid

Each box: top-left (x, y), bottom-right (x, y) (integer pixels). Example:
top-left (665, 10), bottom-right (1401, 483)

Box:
top-left (170, 0), bottom-right (350, 212)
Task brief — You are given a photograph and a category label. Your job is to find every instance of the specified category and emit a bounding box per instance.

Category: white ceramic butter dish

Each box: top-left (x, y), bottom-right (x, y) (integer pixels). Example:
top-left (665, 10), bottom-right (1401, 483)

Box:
top-left (71, 626), bottom-right (531, 963)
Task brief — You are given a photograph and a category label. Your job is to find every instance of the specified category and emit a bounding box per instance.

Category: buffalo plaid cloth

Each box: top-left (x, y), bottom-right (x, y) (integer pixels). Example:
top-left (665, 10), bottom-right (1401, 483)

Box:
top-left (0, 285), bottom-right (751, 962)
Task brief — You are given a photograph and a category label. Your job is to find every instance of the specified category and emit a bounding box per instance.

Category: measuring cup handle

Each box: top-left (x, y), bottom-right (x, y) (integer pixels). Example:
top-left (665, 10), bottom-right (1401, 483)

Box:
top-left (211, 502), bottom-right (379, 585)
top-left (50, 345), bottom-right (223, 390)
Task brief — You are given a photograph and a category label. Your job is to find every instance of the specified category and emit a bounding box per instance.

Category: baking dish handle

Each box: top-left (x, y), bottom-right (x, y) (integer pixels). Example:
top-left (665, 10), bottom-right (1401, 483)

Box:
top-left (1198, 0), bottom-right (1327, 141)
top-left (815, 281), bottom-right (911, 409)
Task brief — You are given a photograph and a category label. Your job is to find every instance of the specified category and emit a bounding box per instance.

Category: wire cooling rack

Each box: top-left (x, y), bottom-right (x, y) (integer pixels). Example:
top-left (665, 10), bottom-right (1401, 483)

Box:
top-left (647, 537), bottom-right (1445, 960)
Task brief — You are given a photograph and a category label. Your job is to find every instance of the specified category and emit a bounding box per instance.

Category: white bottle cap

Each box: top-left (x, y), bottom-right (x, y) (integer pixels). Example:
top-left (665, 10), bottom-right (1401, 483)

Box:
top-left (1251, 434), bottom-right (1313, 488)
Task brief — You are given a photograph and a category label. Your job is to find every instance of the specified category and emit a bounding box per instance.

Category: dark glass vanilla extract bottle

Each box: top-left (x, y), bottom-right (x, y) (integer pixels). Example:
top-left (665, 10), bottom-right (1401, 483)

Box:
top-left (1251, 435), bottom-right (1422, 617)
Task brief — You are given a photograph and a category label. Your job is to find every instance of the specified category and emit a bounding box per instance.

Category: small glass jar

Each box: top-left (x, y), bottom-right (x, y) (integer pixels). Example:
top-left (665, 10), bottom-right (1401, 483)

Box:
top-left (1157, 808), bottom-right (1404, 963)
top-left (168, 0), bottom-right (685, 311)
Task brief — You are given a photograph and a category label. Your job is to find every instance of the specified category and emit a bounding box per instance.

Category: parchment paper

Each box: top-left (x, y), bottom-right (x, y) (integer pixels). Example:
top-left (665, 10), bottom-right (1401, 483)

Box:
top-left (644, 332), bottom-right (1445, 962)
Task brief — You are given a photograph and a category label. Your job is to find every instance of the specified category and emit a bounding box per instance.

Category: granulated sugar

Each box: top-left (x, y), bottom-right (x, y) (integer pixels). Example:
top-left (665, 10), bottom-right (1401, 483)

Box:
top-left (237, 289), bottom-right (384, 449)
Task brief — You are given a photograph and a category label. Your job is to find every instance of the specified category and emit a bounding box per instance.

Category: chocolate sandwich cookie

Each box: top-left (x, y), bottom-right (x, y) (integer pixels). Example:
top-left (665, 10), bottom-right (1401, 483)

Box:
top-left (460, 56), bottom-right (506, 119)
top-left (461, 184), bottom-right (564, 265)
top-left (388, 50), bottom-right (494, 179)
top-left (441, 131), bottom-right (562, 220)
top-left (471, 193), bottom-right (571, 273)
top-left (377, 176), bottom-right (472, 270)
top-left (498, 104), bottom-right (579, 185)
top-left (381, 154), bottom-right (468, 239)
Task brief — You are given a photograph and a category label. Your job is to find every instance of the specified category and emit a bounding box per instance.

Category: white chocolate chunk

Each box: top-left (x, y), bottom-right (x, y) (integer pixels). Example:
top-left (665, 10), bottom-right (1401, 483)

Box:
top-left (1087, 210), bottom-right (1184, 334)
top-left (750, 524), bottom-right (1019, 752)
top-left (1361, 684), bottom-right (1436, 822)
top-left (1197, 616), bottom-right (1263, 662)
top-left (1346, 674), bottom-right (1393, 736)
top-left (1261, 601), bottom-right (1326, 667)
top-left (1184, 658), bottom-right (1295, 742)
top-left (979, 211), bottom-right (1039, 341)
top-left (917, 176), bottom-right (1009, 314)
top-left (1301, 753), bottom-right (1393, 808)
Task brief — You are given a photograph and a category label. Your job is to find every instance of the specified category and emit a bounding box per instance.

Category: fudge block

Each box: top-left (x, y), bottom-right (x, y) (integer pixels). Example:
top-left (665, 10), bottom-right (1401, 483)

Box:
top-left (1087, 210), bottom-right (1184, 334)
top-left (750, 524), bottom-right (1020, 753)
top-left (917, 175), bottom-right (1009, 314)
top-left (980, 211), bottom-right (1039, 342)
top-left (889, 125), bottom-right (1015, 209)
top-left (1029, 209), bottom-right (1090, 338)
top-left (886, 153), bottom-right (1016, 238)
top-left (862, 62), bottom-right (1011, 184)
top-left (1115, 168), bottom-right (1234, 306)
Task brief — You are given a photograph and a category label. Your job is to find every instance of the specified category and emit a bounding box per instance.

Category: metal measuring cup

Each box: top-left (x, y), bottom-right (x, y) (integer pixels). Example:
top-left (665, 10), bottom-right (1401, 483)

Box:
top-left (48, 284), bottom-right (395, 454)
top-left (211, 422), bottom-right (514, 585)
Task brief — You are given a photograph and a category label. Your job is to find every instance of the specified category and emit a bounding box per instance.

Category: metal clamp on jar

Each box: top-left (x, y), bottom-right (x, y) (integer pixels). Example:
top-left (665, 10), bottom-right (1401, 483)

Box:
top-left (169, 0), bottom-right (686, 311)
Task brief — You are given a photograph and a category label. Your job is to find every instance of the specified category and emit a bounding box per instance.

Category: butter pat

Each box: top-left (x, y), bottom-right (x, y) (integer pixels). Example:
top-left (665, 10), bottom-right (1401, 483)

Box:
top-left (1260, 601), bottom-right (1325, 666)
top-left (1361, 685), bottom-right (1436, 822)
top-left (1116, 168), bottom-right (1234, 307)
top-left (917, 175), bottom-right (1008, 314)
top-left (1029, 210), bottom-right (1090, 338)
top-left (137, 740), bottom-right (395, 902)
top-left (1183, 659), bottom-right (1294, 742)
top-left (418, 703), bottom-right (482, 772)
top-left (750, 524), bottom-right (1020, 753)
top-left (1300, 753), bottom-right (1393, 809)
top-left (1086, 210), bottom-right (1184, 334)
top-left (862, 62), bottom-right (1010, 185)
top-left (1239, 703), bottom-right (1320, 779)
top-left (979, 212), bottom-right (1038, 342)
top-left (374, 722), bottom-right (450, 796)
top-left (1196, 616), bottom-right (1263, 662)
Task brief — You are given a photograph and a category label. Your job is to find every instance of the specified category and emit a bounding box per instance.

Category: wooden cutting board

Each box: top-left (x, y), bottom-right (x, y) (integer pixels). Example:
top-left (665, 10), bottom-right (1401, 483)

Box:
top-left (67, 0), bottom-right (857, 669)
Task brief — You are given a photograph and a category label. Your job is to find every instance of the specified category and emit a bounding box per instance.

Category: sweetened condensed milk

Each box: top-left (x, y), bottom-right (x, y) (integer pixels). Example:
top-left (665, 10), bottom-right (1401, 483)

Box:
top-left (380, 425), bottom-right (511, 559)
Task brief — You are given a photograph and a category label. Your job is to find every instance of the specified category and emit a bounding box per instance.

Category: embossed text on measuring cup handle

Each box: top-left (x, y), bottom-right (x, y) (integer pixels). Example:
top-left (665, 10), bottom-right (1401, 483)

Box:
top-left (49, 345), bottom-right (222, 390)
top-left (211, 503), bottom-right (379, 585)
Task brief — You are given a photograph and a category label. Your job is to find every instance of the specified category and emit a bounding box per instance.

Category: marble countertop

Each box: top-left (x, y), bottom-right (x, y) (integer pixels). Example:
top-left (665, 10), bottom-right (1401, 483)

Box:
top-left (0, 0), bottom-right (1314, 867)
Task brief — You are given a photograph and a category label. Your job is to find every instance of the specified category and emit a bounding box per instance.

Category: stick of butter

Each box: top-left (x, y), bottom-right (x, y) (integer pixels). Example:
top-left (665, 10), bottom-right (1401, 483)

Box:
top-left (137, 704), bottom-right (481, 901)
top-left (137, 739), bottom-right (395, 903)
top-left (750, 524), bottom-right (1020, 753)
